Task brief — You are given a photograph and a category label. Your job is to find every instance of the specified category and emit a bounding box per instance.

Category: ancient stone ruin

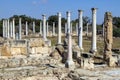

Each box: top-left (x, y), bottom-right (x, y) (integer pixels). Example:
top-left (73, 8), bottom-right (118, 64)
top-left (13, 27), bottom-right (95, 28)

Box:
top-left (0, 8), bottom-right (120, 80)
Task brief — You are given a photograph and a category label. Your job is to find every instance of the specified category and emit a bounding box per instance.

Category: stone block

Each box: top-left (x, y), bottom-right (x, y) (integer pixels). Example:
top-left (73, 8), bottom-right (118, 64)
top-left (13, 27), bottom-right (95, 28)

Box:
top-left (81, 58), bottom-right (94, 70)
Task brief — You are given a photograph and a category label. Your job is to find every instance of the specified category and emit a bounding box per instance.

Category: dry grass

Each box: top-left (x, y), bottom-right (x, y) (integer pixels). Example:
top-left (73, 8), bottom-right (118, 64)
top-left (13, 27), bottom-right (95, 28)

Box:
top-left (48, 35), bottom-right (120, 55)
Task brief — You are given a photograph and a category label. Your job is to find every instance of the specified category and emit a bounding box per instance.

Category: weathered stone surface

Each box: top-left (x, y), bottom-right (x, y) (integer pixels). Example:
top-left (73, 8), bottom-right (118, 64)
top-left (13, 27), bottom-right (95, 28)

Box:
top-left (29, 38), bottom-right (46, 47)
top-left (104, 12), bottom-right (113, 60)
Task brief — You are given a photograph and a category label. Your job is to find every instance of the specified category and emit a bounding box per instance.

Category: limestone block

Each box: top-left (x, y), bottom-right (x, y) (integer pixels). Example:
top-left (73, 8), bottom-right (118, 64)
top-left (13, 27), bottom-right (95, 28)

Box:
top-left (108, 55), bottom-right (117, 67)
top-left (29, 38), bottom-right (46, 47)
top-left (1, 45), bottom-right (11, 56)
top-left (30, 47), bottom-right (49, 54)
top-left (0, 59), bottom-right (8, 68)
top-left (7, 58), bottom-right (20, 68)
top-left (10, 47), bottom-right (27, 55)
top-left (81, 58), bottom-right (94, 70)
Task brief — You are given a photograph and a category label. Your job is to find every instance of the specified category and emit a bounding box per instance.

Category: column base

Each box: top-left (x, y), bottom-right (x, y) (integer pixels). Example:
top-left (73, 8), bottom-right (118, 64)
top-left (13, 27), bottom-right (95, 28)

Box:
top-left (65, 60), bottom-right (75, 70)
top-left (79, 47), bottom-right (84, 53)
top-left (89, 49), bottom-right (97, 54)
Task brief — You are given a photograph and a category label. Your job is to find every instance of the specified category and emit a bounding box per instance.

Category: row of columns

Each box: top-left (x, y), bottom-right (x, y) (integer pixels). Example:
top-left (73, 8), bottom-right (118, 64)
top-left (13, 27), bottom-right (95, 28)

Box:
top-left (2, 8), bottom-right (97, 69)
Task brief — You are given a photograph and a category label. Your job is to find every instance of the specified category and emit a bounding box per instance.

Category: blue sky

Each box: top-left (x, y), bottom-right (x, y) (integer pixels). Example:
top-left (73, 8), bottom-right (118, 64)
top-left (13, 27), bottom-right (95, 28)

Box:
top-left (0, 0), bottom-right (120, 24)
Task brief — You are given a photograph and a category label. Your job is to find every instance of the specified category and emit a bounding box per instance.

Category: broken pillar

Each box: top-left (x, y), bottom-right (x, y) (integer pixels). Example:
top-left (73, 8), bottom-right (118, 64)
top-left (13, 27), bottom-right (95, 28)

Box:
top-left (104, 12), bottom-right (117, 67)
top-left (42, 15), bottom-right (47, 41)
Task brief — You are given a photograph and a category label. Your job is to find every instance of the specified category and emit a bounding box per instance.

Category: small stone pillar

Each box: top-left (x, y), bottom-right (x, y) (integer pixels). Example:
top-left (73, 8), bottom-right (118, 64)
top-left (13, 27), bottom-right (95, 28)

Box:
top-left (104, 12), bottom-right (113, 61)
top-left (19, 18), bottom-right (22, 40)
top-left (12, 18), bottom-right (15, 39)
top-left (42, 15), bottom-right (47, 41)
top-left (102, 24), bottom-right (104, 37)
top-left (40, 21), bottom-right (42, 36)
top-left (52, 22), bottom-right (55, 36)
top-left (2, 20), bottom-right (5, 38)
top-left (65, 11), bottom-right (75, 69)
top-left (86, 23), bottom-right (89, 37)
top-left (46, 22), bottom-right (49, 36)
top-left (26, 21), bottom-right (28, 36)
top-left (76, 23), bottom-right (78, 36)
top-left (10, 21), bottom-right (13, 38)
top-left (78, 10), bottom-right (83, 51)
top-left (7, 19), bottom-right (10, 39)
top-left (70, 22), bottom-right (72, 33)
top-left (65, 23), bottom-right (67, 36)
top-left (33, 21), bottom-right (35, 34)
top-left (90, 8), bottom-right (97, 53)
top-left (57, 12), bottom-right (62, 44)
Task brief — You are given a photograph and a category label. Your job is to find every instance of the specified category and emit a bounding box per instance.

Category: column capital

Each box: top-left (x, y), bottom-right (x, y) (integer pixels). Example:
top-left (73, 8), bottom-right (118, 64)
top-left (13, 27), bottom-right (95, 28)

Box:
top-left (66, 11), bottom-right (71, 17)
top-left (91, 8), bottom-right (98, 14)
top-left (42, 14), bottom-right (46, 17)
top-left (57, 12), bottom-right (61, 17)
top-left (78, 10), bottom-right (83, 13)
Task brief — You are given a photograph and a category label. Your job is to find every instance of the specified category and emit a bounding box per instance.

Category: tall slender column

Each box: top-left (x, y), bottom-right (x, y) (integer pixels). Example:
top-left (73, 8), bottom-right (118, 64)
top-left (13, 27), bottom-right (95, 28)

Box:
top-left (19, 18), bottom-right (22, 40)
top-left (26, 21), bottom-right (28, 36)
top-left (52, 22), bottom-right (55, 36)
top-left (65, 23), bottom-right (67, 35)
top-left (65, 11), bottom-right (74, 69)
top-left (2, 20), bottom-right (5, 37)
top-left (42, 15), bottom-right (47, 41)
top-left (33, 21), bottom-right (35, 34)
top-left (5, 20), bottom-right (8, 38)
top-left (40, 21), bottom-right (42, 35)
top-left (46, 22), bottom-right (49, 36)
top-left (78, 10), bottom-right (83, 50)
top-left (76, 23), bottom-right (78, 36)
top-left (102, 24), bottom-right (104, 37)
top-left (90, 8), bottom-right (97, 53)
top-left (7, 19), bottom-right (10, 39)
top-left (12, 18), bottom-right (15, 39)
top-left (57, 12), bottom-right (62, 44)
top-left (70, 22), bottom-right (72, 34)
top-left (86, 23), bottom-right (89, 36)
top-left (10, 22), bottom-right (13, 38)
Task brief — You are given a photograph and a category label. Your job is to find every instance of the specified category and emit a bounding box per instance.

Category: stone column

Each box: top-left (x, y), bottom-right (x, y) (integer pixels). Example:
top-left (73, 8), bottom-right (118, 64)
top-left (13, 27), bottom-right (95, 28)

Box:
top-left (70, 22), bottom-right (72, 33)
top-left (12, 18), bottom-right (15, 39)
top-left (90, 8), bottom-right (97, 53)
top-left (42, 15), bottom-right (47, 41)
top-left (104, 12), bottom-right (113, 60)
top-left (102, 24), bottom-right (104, 37)
top-left (33, 21), bottom-right (35, 34)
top-left (5, 20), bottom-right (8, 38)
top-left (26, 21), bottom-right (28, 36)
top-left (78, 10), bottom-right (83, 50)
top-left (7, 19), bottom-right (10, 39)
top-left (40, 21), bottom-right (42, 36)
top-left (65, 11), bottom-right (74, 69)
top-left (10, 21), bottom-right (13, 38)
top-left (57, 12), bottom-right (62, 44)
top-left (2, 20), bottom-right (5, 38)
top-left (86, 23), bottom-right (89, 37)
top-left (76, 23), bottom-right (78, 36)
top-left (46, 22), bottom-right (49, 36)
top-left (52, 22), bottom-right (55, 36)
top-left (19, 18), bottom-right (22, 40)
top-left (65, 23), bottom-right (67, 36)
